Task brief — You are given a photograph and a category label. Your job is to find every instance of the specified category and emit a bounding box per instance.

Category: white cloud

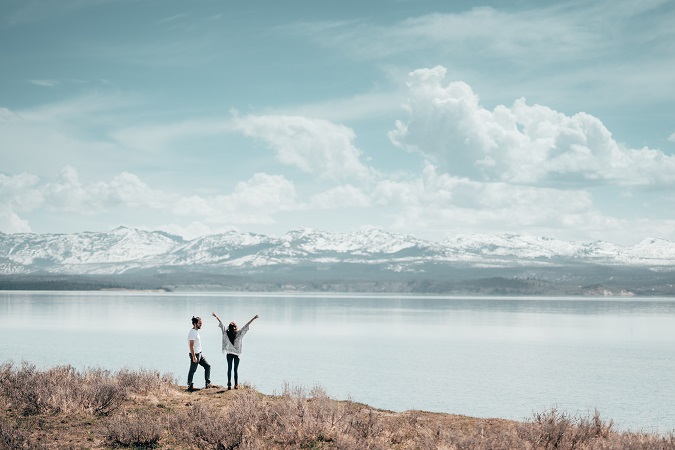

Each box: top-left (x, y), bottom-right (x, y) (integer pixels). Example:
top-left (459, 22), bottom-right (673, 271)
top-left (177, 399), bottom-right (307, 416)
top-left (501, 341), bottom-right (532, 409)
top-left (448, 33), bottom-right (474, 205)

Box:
top-left (668, 132), bottom-right (675, 143)
top-left (0, 206), bottom-right (32, 234)
top-left (373, 163), bottom-right (592, 212)
top-left (0, 167), bottom-right (303, 233)
top-left (310, 185), bottom-right (371, 209)
top-left (97, 172), bottom-right (172, 209)
top-left (42, 166), bottom-right (99, 213)
top-left (0, 172), bottom-right (43, 211)
top-left (294, 1), bottom-right (675, 110)
top-left (39, 168), bottom-right (299, 225)
top-left (339, 162), bottom-right (624, 240)
top-left (233, 114), bottom-right (375, 181)
top-left (172, 172), bottom-right (300, 224)
top-left (222, 172), bottom-right (298, 215)
top-left (277, 90), bottom-right (406, 123)
top-left (389, 66), bottom-right (675, 187)
top-left (293, 5), bottom-right (601, 63)
top-left (41, 167), bottom-right (172, 213)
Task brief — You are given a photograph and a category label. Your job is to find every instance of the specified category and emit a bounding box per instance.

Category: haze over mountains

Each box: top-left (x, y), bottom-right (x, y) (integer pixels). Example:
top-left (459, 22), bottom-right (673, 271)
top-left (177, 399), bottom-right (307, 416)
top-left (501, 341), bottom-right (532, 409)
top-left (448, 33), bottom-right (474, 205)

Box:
top-left (1, 227), bottom-right (674, 296)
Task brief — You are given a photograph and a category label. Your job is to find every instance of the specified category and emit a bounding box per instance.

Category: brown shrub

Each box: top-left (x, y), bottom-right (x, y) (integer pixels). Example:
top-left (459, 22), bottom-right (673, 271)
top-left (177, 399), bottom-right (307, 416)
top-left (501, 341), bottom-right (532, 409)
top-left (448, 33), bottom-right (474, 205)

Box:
top-left (105, 411), bottom-right (164, 448)
top-left (0, 362), bottom-right (175, 418)
top-left (114, 368), bottom-right (176, 395)
top-left (4, 363), bottom-right (675, 450)
top-left (170, 402), bottom-right (238, 449)
top-left (1, 363), bottom-right (125, 416)
top-left (0, 419), bottom-right (47, 450)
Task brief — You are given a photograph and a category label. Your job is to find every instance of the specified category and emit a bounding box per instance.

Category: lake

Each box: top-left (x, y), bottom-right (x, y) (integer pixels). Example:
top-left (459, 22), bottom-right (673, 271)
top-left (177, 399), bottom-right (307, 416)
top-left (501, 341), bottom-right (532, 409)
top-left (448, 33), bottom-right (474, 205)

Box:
top-left (1, 291), bottom-right (674, 432)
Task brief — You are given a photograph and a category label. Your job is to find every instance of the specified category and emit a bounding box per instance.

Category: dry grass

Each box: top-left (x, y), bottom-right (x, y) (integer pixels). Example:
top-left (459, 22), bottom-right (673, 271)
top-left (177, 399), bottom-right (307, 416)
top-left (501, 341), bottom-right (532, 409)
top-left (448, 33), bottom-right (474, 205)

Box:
top-left (105, 411), bottom-right (163, 448)
top-left (0, 362), bottom-right (674, 449)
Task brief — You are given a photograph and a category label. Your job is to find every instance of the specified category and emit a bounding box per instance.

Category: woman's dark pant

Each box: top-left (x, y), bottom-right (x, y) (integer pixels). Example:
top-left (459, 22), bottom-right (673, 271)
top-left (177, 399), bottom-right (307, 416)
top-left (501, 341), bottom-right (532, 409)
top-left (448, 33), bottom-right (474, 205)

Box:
top-left (187, 353), bottom-right (211, 387)
top-left (226, 353), bottom-right (240, 387)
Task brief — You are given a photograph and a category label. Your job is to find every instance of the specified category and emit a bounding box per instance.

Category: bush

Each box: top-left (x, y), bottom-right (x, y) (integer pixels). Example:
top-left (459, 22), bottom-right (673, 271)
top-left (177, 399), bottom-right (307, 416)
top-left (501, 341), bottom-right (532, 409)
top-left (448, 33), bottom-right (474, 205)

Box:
top-left (4, 363), bottom-right (675, 450)
top-left (519, 407), bottom-right (622, 450)
top-left (0, 363), bottom-right (124, 416)
top-left (0, 362), bottom-right (174, 417)
top-left (84, 379), bottom-right (127, 416)
top-left (115, 368), bottom-right (176, 395)
top-left (106, 411), bottom-right (164, 448)
top-left (170, 402), bottom-right (237, 449)
top-left (0, 420), bottom-right (45, 450)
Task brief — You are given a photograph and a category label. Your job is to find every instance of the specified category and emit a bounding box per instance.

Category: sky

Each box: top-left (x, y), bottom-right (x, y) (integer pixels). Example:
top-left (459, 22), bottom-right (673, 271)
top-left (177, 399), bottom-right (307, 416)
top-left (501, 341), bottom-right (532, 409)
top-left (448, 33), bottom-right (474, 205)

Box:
top-left (1, 0), bottom-right (675, 245)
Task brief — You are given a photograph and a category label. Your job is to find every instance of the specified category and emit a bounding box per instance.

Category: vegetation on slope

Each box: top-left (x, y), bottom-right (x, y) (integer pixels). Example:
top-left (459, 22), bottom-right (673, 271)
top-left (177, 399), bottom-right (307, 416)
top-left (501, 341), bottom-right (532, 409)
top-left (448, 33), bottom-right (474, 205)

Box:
top-left (1, 362), bottom-right (674, 449)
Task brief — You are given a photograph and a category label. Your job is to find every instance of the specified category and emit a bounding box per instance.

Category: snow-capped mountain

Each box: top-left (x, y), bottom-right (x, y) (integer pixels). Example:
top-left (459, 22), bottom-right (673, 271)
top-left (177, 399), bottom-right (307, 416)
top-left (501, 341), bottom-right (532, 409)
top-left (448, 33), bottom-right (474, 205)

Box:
top-left (1, 226), bottom-right (675, 276)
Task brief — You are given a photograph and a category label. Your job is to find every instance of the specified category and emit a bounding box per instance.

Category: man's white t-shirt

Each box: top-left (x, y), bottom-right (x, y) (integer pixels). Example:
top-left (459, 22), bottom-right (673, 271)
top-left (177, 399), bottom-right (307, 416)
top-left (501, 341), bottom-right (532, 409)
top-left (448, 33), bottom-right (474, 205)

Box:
top-left (188, 328), bottom-right (202, 353)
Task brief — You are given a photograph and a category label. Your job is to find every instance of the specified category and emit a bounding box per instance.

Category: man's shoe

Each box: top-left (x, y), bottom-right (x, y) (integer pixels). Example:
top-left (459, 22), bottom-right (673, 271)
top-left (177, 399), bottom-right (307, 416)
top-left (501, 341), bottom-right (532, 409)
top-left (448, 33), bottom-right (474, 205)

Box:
top-left (187, 384), bottom-right (195, 392)
top-left (205, 383), bottom-right (212, 389)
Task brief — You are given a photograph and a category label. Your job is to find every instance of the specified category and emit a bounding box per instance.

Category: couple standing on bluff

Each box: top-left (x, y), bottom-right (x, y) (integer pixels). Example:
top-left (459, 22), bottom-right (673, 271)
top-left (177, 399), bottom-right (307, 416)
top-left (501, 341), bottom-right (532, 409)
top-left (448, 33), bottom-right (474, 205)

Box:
top-left (187, 312), bottom-right (259, 392)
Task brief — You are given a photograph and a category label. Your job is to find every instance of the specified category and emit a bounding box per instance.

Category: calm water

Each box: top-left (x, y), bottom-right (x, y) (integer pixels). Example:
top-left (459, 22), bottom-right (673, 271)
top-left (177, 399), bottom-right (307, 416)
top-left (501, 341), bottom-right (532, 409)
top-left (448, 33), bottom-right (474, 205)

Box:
top-left (1, 291), bottom-right (674, 432)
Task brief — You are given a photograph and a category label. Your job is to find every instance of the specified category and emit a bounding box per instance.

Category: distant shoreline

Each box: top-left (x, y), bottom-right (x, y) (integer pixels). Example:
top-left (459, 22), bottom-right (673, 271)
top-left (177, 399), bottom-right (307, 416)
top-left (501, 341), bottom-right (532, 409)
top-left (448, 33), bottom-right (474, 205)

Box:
top-left (2, 263), bottom-right (675, 297)
top-left (3, 286), bottom-right (674, 300)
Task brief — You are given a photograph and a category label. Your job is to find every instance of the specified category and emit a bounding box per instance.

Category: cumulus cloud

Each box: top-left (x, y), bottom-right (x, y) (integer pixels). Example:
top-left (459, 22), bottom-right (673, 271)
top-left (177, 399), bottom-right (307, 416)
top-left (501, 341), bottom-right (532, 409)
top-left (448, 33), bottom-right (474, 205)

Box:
top-left (172, 172), bottom-right (299, 224)
top-left (669, 132), bottom-right (675, 143)
top-left (8, 167), bottom-right (150, 222)
top-left (0, 166), bottom-right (303, 234)
top-left (310, 185), bottom-right (371, 209)
top-left (390, 66), bottom-right (675, 187)
top-left (41, 167), bottom-right (171, 213)
top-left (367, 163), bottom-right (613, 240)
top-left (0, 172), bottom-right (43, 211)
top-left (233, 114), bottom-right (375, 181)
top-left (0, 207), bottom-right (31, 234)
top-left (40, 168), bottom-right (300, 225)
top-left (0, 173), bottom-right (42, 233)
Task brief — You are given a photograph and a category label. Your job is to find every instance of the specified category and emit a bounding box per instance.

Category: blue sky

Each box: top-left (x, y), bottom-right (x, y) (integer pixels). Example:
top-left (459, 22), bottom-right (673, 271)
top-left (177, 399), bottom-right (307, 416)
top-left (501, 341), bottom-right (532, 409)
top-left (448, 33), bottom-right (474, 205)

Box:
top-left (1, 0), bottom-right (674, 245)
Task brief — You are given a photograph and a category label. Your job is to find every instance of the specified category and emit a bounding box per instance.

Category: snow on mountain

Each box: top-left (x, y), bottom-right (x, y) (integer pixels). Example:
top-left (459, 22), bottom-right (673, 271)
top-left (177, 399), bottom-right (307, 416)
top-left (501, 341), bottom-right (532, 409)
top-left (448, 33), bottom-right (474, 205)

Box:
top-left (0, 257), bottom-right (32, 274)
top-left (279, 228), bottom-right (438, 255)
top-left (166, 230), bottom-right (274, 266)
top-left (0, 227), bottom-right (183, 272)
top-left (617, 238), bottom-right (675, 265)
top-left (442, 234), bottom-right (582, 259)
top-left (0, 227), bottom-right (674, 275)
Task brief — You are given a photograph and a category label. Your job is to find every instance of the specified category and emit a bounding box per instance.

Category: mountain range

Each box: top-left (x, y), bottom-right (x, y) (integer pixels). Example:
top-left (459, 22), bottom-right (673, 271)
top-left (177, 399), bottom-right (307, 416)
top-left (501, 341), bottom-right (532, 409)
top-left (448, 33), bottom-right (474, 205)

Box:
top-left (1, 227), bottom-right (674, 295)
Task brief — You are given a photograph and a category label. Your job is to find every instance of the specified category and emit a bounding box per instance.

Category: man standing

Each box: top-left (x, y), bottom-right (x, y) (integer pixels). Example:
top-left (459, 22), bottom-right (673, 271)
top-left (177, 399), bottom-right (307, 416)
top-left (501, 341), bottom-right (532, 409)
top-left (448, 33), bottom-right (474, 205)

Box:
top-left (187, 316), bottom-right (211, 391)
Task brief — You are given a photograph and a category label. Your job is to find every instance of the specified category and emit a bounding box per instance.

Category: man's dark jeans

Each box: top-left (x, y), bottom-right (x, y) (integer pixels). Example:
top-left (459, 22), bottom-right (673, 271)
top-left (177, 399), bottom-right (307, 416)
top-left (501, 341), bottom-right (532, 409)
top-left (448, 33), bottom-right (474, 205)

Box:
top-left (187, 352), bottom-right (211, 387)
top-left (226, 353), bottom-right (240, 387)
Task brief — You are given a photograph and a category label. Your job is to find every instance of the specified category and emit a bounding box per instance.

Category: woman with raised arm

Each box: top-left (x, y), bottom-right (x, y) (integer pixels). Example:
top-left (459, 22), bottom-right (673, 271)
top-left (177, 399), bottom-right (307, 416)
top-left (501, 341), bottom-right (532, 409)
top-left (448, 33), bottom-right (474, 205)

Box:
top-left (212, 312), bottom-right (259, 390)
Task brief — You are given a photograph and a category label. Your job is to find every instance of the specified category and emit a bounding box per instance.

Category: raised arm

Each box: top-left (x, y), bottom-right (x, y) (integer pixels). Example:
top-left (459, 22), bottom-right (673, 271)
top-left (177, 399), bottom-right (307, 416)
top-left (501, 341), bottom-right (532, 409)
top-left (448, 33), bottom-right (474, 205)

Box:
top-left (212, 311), bottom-right (222, 324)
top-left (244, 314), bottom-right (259, 328)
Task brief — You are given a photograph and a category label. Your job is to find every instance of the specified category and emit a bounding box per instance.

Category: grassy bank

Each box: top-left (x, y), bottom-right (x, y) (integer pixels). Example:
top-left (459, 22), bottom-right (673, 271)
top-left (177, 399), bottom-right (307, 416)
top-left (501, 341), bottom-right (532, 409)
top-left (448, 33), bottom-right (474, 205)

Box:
top-left (1, 363), bottom-right (673, 449)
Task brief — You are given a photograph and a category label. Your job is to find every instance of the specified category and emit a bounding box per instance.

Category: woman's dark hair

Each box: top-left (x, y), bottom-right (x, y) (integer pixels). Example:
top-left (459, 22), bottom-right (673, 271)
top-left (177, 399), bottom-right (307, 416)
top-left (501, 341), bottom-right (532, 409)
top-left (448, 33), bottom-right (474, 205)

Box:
top-left (226, 322), bottom-right (238, 345)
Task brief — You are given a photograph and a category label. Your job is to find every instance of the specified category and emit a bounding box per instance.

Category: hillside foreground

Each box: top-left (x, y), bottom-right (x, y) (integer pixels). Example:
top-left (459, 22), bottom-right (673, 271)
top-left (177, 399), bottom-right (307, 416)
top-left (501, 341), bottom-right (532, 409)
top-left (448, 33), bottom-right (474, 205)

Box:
top-left (1, 363), bottom-right (674, 449)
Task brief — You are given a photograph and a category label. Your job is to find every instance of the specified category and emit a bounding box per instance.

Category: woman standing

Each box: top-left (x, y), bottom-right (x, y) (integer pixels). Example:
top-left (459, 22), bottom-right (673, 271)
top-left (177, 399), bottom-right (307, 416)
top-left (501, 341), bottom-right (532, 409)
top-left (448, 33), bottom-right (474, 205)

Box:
top-left (212, 312), bottom-right (259, 390)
